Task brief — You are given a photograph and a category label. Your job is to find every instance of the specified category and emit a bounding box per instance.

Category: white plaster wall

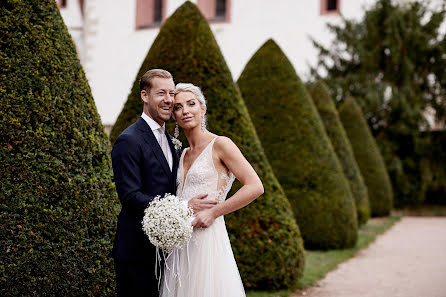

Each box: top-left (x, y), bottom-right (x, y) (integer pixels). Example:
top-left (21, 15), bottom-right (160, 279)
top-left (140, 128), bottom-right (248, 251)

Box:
top-left (211, 0), bottom-right (377, 82)
top-left (58, 0), bottom-right (83, 28)
top-left (89, 0), bottom-right (375, 125)
top-left (59, 0), bottom-right (443, 125)
top-left (58, 0), bottom-right (84, 61)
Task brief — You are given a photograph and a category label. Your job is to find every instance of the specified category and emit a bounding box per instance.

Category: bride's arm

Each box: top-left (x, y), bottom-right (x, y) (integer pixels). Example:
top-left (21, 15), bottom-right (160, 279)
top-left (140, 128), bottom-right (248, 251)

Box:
top-left (191, 136), bottom-right (264, 228)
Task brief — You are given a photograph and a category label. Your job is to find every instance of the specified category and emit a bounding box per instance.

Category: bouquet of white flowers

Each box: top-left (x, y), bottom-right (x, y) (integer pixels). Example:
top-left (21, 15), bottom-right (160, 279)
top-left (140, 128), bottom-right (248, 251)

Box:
top-left (142, 193), bottom-right (194, 252)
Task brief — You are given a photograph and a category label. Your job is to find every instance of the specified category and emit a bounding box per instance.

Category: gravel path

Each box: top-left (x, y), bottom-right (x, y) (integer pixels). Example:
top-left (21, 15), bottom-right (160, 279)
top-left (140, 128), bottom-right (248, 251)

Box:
top-left (293, 217), bottom-right (446, 297)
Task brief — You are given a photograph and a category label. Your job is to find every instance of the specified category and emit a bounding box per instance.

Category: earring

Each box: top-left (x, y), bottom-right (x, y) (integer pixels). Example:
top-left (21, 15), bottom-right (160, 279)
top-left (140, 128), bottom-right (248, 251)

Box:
top-left (174, 124), bottom-right (180, 138)
top-left (201, 115), bottom-right (207, 131)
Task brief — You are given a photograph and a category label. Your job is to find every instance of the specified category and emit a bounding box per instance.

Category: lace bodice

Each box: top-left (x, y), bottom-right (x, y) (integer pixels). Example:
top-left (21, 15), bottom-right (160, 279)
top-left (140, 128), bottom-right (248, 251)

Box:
top-left (177, 137), bottom-right (235, 203)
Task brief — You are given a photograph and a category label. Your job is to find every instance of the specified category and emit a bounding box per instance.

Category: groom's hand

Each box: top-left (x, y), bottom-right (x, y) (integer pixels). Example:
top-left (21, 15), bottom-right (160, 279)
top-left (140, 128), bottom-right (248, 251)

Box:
top-left (188, 194), bottom-right (215, 214)
top-left (191, 208), bottom-right (216, 228)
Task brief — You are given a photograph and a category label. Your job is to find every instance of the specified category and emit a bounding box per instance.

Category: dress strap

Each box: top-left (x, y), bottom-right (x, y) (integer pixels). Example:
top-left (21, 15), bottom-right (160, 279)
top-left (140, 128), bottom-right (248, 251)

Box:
top-left (206, 137), bottom-right (219, 159)
top-left (209, 136), bottom-right (218, 147)
top-left (180, 147), bottom-right (189, 159)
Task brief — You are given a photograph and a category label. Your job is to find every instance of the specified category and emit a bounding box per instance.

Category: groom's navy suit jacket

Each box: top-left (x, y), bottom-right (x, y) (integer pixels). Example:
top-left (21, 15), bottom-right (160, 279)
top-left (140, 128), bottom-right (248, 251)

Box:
top-left (111, 117), bottom-right (179, 260)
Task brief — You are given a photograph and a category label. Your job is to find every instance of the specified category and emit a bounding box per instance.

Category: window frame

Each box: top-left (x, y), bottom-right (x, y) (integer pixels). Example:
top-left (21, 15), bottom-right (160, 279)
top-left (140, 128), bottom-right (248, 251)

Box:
top-left (197, 0), bottom-right (231, 24)
top-left (320, 0), bottom-right (341, 15)
top-left (58, 0), bottom-right (67, 8)
top-left (135, 0), bottom-right (167, 30)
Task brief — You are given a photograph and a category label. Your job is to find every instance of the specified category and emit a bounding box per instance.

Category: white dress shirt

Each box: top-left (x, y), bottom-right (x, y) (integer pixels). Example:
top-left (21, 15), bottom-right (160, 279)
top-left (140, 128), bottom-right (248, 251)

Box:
top-left (141, 112), bottom-right (173, 170)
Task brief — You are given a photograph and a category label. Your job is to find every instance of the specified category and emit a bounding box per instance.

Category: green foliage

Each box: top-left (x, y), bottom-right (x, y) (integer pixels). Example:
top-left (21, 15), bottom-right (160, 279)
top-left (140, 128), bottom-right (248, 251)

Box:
top-left (338, 97), bottom-right (393, 216)
top-left (424, 131), bottom-right (446, 205)
top-left (238, 39), bottom-right (358, 249)
top-left (311, 0), bottom-right (446, 206)
top-left (110, 2), bottom-right (304, 289)
top-left (0, 1), bottom-right (118, 295)
top-left (310, 81), bottom-right (370, 225)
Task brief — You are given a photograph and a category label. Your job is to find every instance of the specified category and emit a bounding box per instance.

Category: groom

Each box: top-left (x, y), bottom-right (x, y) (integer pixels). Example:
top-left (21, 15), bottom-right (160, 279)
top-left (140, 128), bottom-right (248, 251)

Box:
top-left (111, 69), bottom-right (214, 296)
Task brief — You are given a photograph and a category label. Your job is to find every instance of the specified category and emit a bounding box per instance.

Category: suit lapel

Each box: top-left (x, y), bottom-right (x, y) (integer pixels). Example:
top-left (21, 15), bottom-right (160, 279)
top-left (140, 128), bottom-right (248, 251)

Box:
top-left (136, 118), bottom-right (172, 178)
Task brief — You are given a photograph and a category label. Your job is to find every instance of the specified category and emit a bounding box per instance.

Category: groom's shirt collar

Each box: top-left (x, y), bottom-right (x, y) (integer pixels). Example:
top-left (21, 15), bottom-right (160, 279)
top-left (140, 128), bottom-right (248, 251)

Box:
top-left (141, 112), bottom-right (173, 170)
top-left (141, 112), bottom-right (166, 132)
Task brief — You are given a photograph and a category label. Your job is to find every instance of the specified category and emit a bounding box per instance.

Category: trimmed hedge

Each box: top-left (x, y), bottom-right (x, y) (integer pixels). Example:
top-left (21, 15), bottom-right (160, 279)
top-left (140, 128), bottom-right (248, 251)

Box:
top-left (338, 97), bottom-right (393, 216)
top-left (0, 1), bottom-right (118, 295)
top-left (110, 2), bottom-right (304, 289)
top-left (424, 131), bottom-right (446, 205)
top-left (310, 81), bottom-right (370, 225)
top-left (237, 39), bottom-right (358, 249)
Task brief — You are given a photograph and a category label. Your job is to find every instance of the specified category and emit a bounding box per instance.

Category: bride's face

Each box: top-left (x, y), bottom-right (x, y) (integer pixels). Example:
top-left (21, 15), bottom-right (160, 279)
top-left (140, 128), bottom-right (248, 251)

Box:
top-left (173, 91), bottom-right (206, 130)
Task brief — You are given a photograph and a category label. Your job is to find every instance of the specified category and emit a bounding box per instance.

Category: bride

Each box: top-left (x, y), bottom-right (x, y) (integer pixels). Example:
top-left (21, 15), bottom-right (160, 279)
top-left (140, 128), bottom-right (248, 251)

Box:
top-left (160, 83), bottom-right (264, 297)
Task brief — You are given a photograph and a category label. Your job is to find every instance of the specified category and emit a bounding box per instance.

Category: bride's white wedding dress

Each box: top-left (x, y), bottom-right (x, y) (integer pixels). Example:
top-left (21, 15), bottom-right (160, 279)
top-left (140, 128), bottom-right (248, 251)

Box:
top-left (160, 137), bottom-right (246, 297)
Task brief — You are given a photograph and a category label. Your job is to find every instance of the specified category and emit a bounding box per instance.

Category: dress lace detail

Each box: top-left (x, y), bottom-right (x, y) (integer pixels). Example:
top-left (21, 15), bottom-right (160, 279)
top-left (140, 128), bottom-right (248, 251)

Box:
top-left (176, 137), bottom-right (235, 203)
top-left (161, 137), bottom-right (245, 297)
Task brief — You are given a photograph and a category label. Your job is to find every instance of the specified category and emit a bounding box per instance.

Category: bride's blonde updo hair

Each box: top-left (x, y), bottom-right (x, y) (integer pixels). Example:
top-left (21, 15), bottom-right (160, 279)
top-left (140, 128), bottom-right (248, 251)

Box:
top-left (174, 83), bottom-right (207, 129)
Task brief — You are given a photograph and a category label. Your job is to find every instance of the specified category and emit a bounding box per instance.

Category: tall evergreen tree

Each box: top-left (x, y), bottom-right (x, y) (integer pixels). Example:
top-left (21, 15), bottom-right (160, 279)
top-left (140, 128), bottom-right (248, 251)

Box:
top-left (0, 0), bottom-right (118, 295)
top-left (110, 2), bottom-right (304, 289)
top-left (339, 97), bottom-right (393, 216)
top-left (311, 0), bottom-right (446, 206)
top-left (310, 81), bottom-right (370, 225)
top-left (238, 39), bottom-right (358, 249)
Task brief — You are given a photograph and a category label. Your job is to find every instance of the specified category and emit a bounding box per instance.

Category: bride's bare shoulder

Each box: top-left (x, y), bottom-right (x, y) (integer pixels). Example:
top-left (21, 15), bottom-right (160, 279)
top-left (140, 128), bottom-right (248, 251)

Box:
top-left (213, 136), bottom-right (241, 156)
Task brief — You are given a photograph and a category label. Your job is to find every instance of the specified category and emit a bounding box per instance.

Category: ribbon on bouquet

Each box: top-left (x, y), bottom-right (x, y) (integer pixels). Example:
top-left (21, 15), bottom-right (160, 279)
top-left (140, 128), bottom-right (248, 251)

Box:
top-left (156, 244), bottom-right (192, 295)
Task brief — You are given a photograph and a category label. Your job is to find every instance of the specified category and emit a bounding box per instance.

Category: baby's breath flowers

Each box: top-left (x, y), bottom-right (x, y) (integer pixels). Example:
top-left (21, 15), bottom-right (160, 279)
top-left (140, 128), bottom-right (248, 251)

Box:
top-left (142, 194), bottom-right (193, 252)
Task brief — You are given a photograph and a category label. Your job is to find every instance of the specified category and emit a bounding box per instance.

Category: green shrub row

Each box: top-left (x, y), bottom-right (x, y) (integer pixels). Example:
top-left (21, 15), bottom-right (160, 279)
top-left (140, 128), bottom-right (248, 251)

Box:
top-left (309, 81), bottom-right (370, 225)
top-left (237, 40), bottom-right (358, 249)
top-left (339, 97), bottom-right (393, 216)
top-left (0, 0), bottom-right (119, 296)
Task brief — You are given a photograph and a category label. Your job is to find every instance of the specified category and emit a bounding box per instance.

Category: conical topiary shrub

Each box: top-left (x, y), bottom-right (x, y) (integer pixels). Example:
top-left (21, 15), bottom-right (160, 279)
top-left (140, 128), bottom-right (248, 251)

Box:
top-left (0, 1), bottom-right (118, 295)
top-left (338, 97), bottom-right (393, 216)
top-left (309, 81), bottom-right (370, 225)
top-left (110, 2), bottom-right (304, 289)
top-left (237, 39), bottom-right (358, 249)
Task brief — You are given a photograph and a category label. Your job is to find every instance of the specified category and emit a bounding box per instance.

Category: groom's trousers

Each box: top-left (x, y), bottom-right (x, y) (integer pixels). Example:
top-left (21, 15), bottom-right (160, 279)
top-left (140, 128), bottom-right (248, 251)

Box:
top-left (115, 258), bottom-right (159, 297)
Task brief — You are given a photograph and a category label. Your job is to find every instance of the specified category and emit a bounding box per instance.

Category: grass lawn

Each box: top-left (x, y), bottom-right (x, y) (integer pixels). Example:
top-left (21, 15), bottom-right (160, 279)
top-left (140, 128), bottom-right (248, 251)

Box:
top-left (246, 215), bottom-right (401, 297)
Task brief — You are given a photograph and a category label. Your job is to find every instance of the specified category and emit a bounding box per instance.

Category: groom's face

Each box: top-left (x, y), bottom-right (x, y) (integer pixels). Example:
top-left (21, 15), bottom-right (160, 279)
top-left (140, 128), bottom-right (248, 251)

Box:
top-left (142, 77), bottom-right (175, 126)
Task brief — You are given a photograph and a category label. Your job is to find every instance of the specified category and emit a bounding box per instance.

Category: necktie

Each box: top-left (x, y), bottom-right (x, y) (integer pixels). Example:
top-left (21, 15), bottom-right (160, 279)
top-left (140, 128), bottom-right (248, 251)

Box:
top-left (158, 126), bottom-right (169, 162)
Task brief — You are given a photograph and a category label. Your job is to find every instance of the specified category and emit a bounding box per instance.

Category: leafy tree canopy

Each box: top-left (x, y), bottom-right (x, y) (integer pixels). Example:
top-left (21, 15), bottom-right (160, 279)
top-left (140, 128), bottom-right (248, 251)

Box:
top-left (311, 0), bottom-right (446, 206)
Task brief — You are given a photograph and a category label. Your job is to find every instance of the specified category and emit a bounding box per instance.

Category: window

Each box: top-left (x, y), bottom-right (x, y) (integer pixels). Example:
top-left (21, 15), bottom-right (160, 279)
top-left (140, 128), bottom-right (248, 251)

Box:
top-left (136, 0), bottom-right (165, 29)
top-left (320, 0), bottom-right (340, 15)
top-left (197, 0), bottom-right (230, 22)
top-left (58, 0), bottom-right (67, 8)
top-left (79, 0), bottom-right (84, 16)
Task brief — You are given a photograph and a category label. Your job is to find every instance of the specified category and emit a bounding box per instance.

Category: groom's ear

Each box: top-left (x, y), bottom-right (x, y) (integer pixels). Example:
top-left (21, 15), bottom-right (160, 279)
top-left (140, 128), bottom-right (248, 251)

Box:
top-left (141, 90), bottom-right (150, 103)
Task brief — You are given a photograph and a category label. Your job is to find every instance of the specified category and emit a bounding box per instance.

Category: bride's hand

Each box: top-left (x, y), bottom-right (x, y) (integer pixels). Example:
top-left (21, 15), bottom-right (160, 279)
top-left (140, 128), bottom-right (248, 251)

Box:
top-left (191, 208), bottom-right (217, 228)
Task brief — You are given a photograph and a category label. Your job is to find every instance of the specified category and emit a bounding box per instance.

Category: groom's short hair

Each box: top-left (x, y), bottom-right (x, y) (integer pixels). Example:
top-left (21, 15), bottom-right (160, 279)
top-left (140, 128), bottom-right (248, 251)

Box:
top-left (139, 69), bottom-right (173, 93)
